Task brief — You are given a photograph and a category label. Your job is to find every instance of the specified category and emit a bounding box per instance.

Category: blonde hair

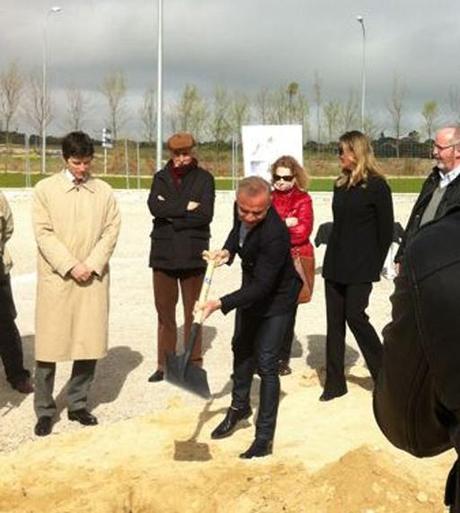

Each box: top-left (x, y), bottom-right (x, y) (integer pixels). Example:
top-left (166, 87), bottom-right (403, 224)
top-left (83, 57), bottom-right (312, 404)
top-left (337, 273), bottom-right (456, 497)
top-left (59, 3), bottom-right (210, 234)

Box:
top-left (336, 131), bottom-right (385, 188)
top-left (271, 155), bottom-right (309, 191)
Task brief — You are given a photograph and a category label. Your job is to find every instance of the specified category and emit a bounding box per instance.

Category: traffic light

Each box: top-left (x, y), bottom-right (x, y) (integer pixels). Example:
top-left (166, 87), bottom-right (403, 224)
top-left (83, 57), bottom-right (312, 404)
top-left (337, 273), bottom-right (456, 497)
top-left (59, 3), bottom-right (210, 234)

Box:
top-left (102, 128), bottom-right (113, 149)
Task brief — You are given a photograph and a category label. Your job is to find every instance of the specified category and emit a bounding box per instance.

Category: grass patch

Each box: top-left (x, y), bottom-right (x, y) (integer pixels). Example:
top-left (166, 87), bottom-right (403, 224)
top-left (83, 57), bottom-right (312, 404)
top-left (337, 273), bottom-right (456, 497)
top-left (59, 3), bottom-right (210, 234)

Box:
top-left (0, 173), bottom-right (425, 194)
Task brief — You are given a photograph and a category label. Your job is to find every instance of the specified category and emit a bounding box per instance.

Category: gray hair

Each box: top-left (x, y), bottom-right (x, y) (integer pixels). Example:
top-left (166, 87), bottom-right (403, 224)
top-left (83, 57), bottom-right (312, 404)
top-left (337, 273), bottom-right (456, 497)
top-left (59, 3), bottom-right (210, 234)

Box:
top-left (236, 176), bottom-right (271, 198)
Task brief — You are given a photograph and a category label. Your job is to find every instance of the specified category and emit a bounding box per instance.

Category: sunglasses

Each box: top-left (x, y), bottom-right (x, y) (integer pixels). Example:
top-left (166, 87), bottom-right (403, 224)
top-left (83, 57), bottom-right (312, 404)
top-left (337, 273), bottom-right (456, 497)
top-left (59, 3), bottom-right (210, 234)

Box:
top-left (273, 174), bottom-right (294, 182)
top-left (172, 150), bottom-right (191, 157)
top-left (337, 146), bottom-right (344, 156)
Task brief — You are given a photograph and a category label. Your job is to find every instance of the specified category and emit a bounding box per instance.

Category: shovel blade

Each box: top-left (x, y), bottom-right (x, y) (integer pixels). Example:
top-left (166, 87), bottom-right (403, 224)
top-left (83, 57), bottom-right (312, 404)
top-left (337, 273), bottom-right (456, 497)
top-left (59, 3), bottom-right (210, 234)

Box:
top-left (165, 352), bottom-right (211, 399)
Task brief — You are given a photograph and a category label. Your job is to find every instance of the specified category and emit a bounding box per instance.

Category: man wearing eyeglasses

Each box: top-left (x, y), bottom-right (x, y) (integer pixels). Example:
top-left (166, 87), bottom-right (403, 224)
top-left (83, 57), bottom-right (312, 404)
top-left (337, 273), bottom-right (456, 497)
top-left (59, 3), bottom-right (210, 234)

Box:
top-left (147, 132), bottom-right (215, 383)
top-left (395, 125), bottom-right (460, 268)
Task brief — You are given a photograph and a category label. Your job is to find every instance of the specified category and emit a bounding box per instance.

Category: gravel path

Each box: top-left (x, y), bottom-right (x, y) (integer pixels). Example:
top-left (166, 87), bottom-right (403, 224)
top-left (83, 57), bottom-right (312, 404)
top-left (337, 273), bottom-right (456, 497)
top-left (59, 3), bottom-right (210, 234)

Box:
top-left (0, 189), bottom-right (415, 452)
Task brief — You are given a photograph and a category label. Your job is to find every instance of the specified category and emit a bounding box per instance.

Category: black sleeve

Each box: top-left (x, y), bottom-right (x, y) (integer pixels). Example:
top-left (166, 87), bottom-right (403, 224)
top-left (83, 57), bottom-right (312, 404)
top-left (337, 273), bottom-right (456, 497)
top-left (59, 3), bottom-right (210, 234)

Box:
top-left (147, 174), bottom-right (188, 219)
top-left (220, 229), bottom-right (290, 314)
top-left (172, 174), bottom-right (215, 231)
top-left (373, 179), bottom-right (394, 266)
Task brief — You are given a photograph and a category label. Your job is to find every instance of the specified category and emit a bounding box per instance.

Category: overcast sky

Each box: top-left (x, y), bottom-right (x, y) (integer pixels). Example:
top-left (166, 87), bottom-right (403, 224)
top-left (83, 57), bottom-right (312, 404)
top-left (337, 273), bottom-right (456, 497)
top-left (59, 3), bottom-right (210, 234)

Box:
top-left (0, 0), bottom-right (459, 139)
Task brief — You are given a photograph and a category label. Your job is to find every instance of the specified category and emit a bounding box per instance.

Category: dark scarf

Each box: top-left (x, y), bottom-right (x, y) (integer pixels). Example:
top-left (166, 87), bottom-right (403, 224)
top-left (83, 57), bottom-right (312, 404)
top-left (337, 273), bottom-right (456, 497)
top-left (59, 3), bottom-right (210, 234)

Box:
top-left (168, 158), bottom-right (198, 189)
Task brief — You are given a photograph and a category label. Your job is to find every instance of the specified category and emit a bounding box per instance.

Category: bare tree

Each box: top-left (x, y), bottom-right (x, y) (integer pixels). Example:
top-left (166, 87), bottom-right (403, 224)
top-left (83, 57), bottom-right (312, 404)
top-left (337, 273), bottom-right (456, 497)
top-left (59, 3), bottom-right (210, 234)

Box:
top-left (139, 87), bottom-right (156, 144)
top-left (287, 82), bottom-right (299, 123)
top-left (386, 75), bottom-right (407, 157)
top-left (421, 100), bottom-right (439, 140)
top-left (65, 84), bottom-right (90, 131)
top-left (323, 100), bottom-right (341, 142)
top-left (312, 71), bottom-right (322, 144)
top-left (229, 92), bottom-right (250, 142)
top-left (339, 90), bottom-right (359, 133)
top-left (363, 114), bottom-right (380, 141)
top-left (209, 85), bottom-right (232, 144)
top-left (100, 70), bottom-right (127, 140)
top-left (0, 61), bottom-right (23, 149)
top-left (254, 87), bottom-right (272, 124)
top-left (22, 72), bottom-right (53, 147)
top-left (172, 84), bottom-right (207, 140)
top-left (271, 86), bottom-right (289, 124)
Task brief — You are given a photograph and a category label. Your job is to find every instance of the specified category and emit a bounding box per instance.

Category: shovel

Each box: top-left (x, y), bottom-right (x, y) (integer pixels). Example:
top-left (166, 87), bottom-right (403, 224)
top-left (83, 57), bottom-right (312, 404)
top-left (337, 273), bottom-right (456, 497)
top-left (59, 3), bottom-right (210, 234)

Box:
top-left (165, 260), bottom-right (216, 399)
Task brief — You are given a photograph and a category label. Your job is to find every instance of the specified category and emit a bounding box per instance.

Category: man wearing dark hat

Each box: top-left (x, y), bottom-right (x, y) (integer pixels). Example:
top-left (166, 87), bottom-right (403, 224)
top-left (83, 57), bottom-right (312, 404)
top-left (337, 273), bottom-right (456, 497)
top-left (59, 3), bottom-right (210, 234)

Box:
top-left (147, 132), bottom-right (215, 382)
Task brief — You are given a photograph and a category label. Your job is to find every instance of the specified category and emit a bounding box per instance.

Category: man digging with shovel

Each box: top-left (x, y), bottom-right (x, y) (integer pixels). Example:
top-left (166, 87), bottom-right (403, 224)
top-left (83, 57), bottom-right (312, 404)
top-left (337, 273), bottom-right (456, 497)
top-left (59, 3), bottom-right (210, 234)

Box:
top-left (197, 176), bottom-right (302, 459)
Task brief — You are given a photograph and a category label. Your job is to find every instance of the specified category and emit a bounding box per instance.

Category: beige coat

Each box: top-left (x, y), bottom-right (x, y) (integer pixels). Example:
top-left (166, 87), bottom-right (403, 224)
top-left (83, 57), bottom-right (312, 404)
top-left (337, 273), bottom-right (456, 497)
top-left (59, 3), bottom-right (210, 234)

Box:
top-left (0, 191), bottom-right (14, 275)
top-left (32, 172), bottom-right (121, 362)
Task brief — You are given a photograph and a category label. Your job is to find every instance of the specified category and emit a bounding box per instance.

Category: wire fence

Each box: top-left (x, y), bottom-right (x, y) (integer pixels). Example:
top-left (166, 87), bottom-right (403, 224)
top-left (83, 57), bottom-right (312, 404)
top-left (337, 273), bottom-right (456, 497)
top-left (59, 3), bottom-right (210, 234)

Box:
top-left (0, 134), bottom-right (435, 189)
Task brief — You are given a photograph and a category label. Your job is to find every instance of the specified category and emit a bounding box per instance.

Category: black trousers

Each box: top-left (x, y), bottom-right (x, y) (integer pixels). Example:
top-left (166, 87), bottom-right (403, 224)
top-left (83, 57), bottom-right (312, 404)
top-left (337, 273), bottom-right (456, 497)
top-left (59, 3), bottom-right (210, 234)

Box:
top-left (324, 280), bottom-right (382, 392)
top-left (231, 308), bottom-right (291, 441)
top-left (0, 276), bottom-right (29, 387)
top-left (279, 305), bottom-right (298, 362)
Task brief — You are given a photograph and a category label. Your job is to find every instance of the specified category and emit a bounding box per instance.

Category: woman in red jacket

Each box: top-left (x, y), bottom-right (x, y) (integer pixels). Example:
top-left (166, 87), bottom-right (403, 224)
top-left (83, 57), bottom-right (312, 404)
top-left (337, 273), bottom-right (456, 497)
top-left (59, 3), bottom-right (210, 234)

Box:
top-left (271, 155), bottom-right (314, 375)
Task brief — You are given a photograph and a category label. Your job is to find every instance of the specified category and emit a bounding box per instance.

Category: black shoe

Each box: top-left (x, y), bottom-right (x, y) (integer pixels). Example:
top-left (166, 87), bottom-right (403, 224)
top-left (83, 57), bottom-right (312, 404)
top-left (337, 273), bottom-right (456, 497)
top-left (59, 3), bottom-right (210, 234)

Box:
top-left (34, 416), bottom-right (53, 437)
top-left (68, 409), bottom-right (98, 426)
top-left (211, 406), bottom-right (252, 440)
top-left (319, 388), bottom-right (347, 402)
top-left (12, 377), bottom-right (34, 394)
top-left (278, 360), bottom-right (292, 376)
top-left (239, 438), bottom-right (273, 459)
top-left (148, 370), bottom-right (164, 382)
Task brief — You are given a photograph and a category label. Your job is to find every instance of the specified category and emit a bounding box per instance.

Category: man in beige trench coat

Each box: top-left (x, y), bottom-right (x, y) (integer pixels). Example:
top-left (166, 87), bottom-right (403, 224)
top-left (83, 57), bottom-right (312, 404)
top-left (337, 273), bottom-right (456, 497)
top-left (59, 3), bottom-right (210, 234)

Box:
top-left (32, 131), bottom-right (121, 437)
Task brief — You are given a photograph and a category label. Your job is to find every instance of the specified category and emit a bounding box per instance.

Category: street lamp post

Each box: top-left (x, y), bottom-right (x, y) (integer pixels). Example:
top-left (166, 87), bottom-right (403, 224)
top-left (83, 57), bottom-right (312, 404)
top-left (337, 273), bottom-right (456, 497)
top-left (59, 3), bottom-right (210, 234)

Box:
top-left (356, 15), bottom-right (366, 133)
top-left (41, 6), bottom-right (62, 175)
top-left (155, 0), bottom-right (163, 172)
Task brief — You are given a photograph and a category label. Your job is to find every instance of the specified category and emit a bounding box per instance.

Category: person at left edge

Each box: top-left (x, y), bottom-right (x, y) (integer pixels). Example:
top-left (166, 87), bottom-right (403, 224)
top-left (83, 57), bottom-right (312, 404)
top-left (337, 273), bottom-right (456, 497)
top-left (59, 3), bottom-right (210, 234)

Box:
top-left (32, 131), bottom-right (121, 437)
top-left (0, 191), bottom-right (33, 394)
top-left (147, 132), bottom-right (215, 383)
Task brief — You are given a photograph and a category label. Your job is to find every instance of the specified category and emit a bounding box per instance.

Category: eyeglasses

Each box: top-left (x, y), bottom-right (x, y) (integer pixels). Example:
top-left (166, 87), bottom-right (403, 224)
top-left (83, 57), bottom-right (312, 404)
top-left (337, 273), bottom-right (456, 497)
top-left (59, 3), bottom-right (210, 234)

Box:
top-left (337, 146), bottom-right (344, 156)
top-left (433, 141), bottom-right (460, 151)
top-left (273, 174), bottom-right (294, 182)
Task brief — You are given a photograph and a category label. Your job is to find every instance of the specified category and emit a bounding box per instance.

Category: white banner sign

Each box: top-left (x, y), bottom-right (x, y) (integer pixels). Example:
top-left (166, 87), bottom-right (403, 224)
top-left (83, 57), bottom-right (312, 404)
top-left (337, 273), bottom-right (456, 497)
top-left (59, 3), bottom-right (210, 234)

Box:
top-left (241, 125), bottom-right (303, 182)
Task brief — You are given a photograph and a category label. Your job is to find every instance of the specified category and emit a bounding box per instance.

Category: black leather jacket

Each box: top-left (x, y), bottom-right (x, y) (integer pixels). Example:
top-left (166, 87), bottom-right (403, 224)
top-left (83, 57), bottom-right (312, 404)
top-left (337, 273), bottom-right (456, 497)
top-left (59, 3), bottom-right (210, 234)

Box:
top-left (374, 208), bottom-right (460, 511)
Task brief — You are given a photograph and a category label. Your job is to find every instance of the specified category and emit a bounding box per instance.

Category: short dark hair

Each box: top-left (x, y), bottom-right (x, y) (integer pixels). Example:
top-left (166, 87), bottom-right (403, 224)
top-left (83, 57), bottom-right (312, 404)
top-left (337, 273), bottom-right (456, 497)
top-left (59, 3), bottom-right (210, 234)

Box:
top-left (62, 131), bottom-right (94, 160)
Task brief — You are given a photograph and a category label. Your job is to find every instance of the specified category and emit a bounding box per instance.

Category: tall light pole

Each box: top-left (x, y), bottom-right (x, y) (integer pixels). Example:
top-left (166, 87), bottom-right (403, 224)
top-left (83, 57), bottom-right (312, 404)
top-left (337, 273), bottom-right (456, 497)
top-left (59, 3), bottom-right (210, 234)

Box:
top-left (356, 15), bottom-right (366, 133)
top-left (41, 5), bottom-right (62, 175)
top-left (155, 0), bottom-right (163, 172)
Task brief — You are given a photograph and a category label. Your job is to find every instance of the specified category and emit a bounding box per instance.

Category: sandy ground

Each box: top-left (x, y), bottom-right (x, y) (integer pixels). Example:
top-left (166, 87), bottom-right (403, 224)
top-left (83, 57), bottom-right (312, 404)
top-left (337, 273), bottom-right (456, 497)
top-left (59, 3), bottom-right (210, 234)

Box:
top-left (0, 189), bottom-right (454, 513)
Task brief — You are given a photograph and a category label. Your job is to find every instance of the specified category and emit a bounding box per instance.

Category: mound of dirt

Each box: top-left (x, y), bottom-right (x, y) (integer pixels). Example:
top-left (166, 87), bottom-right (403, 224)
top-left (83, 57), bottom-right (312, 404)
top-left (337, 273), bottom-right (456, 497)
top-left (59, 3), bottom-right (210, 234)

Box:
top-left (0, 400), bottom-right (446, 513)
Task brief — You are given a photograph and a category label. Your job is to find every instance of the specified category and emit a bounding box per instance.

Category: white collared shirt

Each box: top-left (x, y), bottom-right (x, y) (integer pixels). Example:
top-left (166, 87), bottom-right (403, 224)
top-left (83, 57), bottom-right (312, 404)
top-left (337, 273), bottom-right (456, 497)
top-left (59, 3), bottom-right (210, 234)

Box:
top-left (438, 164), bottom-right (460, 189)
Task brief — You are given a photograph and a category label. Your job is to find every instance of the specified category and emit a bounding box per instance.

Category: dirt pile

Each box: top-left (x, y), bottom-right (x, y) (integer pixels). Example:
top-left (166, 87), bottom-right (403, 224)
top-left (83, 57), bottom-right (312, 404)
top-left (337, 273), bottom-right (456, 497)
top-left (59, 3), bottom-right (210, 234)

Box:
top-left (0, 409), bottom-right (443, 513)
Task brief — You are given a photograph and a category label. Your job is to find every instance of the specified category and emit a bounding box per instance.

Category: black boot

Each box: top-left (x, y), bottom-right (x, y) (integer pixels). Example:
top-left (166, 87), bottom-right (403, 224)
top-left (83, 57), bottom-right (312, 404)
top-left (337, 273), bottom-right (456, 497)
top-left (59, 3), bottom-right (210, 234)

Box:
top-left (211, 406), bottom-right (252, 440)
top-left (239, 438), bottom-right (273, 459)
top-left (319, 387), bottom-right (347, 402)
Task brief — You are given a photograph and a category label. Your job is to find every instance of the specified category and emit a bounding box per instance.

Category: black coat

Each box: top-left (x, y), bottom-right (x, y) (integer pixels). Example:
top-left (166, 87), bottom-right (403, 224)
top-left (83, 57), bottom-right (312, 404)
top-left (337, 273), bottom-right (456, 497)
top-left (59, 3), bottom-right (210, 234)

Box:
top-left (220, 205), bottom-right (302, 317)
top-left (395, 167), bottom-right (460, 263)
top-left (322, 176), bottom-right (394, 284)
top-left (374, 208), bottom-right (460, 511)
top-left (148, 161), bottom-right (215, 270)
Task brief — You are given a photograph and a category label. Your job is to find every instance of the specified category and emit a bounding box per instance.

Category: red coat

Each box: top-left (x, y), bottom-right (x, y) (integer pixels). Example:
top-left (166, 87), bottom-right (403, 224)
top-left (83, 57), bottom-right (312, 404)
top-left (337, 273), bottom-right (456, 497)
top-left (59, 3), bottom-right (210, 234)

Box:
top-left (272, 187), bottom-right (314, 258)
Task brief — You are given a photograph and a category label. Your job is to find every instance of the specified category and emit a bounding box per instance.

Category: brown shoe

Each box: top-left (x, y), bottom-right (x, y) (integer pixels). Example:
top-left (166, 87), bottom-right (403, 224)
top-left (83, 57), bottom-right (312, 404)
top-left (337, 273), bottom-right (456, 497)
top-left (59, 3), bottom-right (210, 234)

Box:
top-left (13, 377), bottom-right (34, 394)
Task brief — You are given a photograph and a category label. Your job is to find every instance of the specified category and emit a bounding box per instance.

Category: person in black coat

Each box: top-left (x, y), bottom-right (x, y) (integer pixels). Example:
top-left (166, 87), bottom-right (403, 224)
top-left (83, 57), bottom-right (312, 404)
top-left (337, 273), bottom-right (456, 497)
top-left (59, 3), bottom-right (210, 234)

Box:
top-left (321, 130), bottom-right (394, 401)
top-left (395, 125), bottom-right (460, 267)
top-left (147, 132), bottom-right (215, 382)
top-left (197, 176), bottom-right (301, 459)
top-left (374, 206), bottom-right (460, 513)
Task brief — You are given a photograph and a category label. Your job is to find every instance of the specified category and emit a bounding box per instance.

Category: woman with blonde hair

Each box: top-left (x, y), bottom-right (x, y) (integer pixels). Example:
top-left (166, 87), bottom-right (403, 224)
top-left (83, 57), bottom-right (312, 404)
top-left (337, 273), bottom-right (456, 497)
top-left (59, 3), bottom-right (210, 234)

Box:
top-left (271, 155), bottom-right (314, 375)
top-left (321, 130), bottom-right (393, 401)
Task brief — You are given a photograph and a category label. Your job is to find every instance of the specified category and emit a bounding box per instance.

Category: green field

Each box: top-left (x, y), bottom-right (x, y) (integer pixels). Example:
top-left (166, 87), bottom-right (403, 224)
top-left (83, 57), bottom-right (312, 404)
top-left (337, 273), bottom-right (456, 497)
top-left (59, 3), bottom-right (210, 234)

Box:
top-left (0, 173), bottom-right (424, 193)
